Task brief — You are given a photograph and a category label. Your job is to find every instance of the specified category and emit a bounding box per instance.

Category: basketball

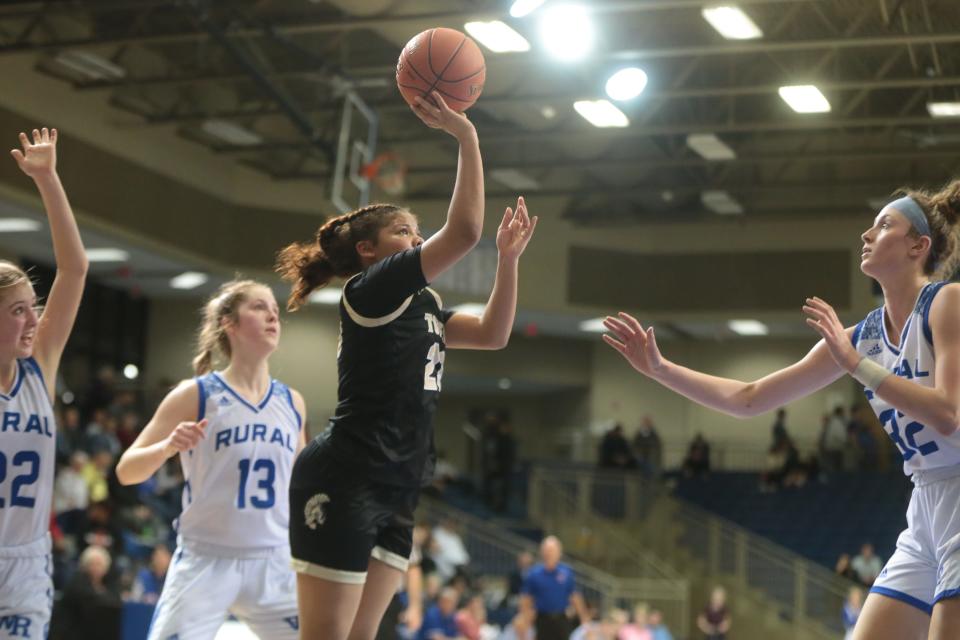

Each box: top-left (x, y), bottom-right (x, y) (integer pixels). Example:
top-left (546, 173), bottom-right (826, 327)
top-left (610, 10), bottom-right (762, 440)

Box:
top-left (396, 27), bottom-right (486, 112)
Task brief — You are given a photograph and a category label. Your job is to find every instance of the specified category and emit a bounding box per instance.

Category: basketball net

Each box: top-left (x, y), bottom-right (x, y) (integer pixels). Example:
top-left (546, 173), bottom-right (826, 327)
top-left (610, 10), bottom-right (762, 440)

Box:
top-left (361, 152), bottom-right (408, 196)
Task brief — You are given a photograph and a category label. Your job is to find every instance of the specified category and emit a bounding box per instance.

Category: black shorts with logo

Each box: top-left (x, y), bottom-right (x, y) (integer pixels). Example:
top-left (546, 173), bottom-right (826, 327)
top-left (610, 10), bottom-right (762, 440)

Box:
top-left (289, 437), bottom-right (419, 584)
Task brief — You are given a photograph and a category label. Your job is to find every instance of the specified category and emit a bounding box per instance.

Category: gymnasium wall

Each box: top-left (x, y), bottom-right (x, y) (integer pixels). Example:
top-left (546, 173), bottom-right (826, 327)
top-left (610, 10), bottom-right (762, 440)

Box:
top-left (144, 298), bottom-right (859, 470)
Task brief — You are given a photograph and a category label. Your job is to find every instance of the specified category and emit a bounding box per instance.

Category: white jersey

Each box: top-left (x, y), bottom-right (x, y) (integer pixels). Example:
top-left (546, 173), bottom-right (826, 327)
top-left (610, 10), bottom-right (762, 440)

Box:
top-left (852, 281), bottom-right (960, 475)
top-left (0, 358), bottom-right (55, 549)
top-left (177, 372), bottom-right (302, 550)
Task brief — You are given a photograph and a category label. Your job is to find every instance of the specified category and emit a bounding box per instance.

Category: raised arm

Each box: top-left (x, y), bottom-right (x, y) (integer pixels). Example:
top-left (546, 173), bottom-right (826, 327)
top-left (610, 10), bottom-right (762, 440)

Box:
top-left (10, 128), bottom-right (88, 397)
top-left (446, 197), bottom-right (537, 350)
top-left (803, 290), bottom-right (960, 436)
top-left (603, 312), bottom-right (849, 418)
top-left (410, 92), bottom-right (484, 283)
top-left (116, 381), bottom-right (206, 485)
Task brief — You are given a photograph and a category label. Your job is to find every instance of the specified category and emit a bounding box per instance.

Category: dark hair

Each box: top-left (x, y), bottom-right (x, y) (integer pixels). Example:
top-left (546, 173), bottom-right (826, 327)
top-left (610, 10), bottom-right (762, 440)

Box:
top-left (896, 179), bottom-right (960, 279)
top-left (275, 203), bottom-right (407, 311)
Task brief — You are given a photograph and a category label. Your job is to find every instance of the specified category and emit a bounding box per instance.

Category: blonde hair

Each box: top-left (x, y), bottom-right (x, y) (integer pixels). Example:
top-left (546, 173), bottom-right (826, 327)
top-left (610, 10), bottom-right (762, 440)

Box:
top-left (0, 261), bottom-right (30, 297)
top-left (192, 279), bottom-right (263, 375)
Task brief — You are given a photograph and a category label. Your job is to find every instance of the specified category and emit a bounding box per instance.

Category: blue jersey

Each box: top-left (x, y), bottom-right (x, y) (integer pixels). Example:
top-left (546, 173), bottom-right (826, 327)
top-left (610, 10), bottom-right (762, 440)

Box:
top-left (852, 281), bottom-right (960, 474)
top-left (176, 372), bottom-right (301, 549)
top-left (0, 358), bottom-right (55, 548)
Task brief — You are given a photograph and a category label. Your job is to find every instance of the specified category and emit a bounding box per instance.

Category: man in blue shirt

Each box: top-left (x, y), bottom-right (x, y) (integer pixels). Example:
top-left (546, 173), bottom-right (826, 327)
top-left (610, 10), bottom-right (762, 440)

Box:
top-left (520, 536), bottom-right (585, 640)
top-left (417, 587), bottom-right (460, 640)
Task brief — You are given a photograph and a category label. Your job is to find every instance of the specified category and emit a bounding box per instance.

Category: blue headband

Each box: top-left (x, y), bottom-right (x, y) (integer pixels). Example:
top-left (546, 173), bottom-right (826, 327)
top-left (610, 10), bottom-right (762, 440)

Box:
top-left (888, 196), bottom-right (931, 237)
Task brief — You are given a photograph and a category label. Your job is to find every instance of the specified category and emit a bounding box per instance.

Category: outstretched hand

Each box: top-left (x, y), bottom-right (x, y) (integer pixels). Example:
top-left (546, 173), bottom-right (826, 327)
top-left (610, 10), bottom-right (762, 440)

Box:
top-left (802, 296), bottom-right (859, 372)
top-left (496, 196), bottom-right (538, 261)
top-left (11, 128), bottom-right (57, 178)
top-left (602, 312), bottom-right (667, 378)
top-left (410, 91), bottom-right (476, 141)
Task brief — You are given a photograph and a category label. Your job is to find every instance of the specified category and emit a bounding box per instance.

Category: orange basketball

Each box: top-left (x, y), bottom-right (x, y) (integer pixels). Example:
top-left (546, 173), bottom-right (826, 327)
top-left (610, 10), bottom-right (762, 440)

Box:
top-left (396, 27), bottom-right (486, 112)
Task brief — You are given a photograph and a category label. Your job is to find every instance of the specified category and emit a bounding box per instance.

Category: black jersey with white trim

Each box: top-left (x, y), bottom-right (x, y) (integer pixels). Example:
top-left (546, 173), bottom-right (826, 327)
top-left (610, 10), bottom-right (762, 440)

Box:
top-left (324, 246), bottom-right (453, 488)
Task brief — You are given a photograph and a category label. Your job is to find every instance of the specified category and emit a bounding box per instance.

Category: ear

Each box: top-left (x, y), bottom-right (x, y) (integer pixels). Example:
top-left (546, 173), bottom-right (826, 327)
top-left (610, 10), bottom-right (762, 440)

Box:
top-left (910, 234), bottom-right (932, 259)
top-left (355, 239), bottom-right (376, 261)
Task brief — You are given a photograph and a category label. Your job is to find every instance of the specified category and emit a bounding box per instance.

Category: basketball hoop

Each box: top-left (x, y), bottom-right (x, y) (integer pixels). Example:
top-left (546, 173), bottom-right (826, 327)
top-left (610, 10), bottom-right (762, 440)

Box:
top-left (361, 152), bottom-right (408, 196)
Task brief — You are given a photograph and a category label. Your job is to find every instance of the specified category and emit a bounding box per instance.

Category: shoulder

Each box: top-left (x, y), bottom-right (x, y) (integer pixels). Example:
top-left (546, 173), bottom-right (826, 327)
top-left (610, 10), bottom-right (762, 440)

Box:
top-left (927, 283), bottom-right (960, 343)
top-left (158, 378), bottom-right (202, 417)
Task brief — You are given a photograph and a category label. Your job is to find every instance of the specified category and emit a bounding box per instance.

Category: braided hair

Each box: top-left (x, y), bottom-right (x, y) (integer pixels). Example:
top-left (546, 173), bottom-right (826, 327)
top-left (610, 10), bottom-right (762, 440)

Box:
top-left (275, 203), bottom-right (407, 311)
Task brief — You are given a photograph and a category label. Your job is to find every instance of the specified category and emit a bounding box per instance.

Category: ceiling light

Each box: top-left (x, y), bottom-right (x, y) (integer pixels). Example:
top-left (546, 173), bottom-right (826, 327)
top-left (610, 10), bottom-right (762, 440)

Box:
top-left (169, 271), bottom-right (208, 290)
top-left (201, 120), bottom-right (263, 146)
top-left (123, 364), bottom-right (139, 380)
top-left (701, 190), bottom-right (744, 215)
top-left (702, 6), bottom-right (763, 40)
top-left (574, 100), bottom-right (629, 128)
top-left (54, 51), bottom-right (126, 80)
top-left (498, 378), bottom-right (512, 390)
top-left (579, 318), bottom-right (608, 333)
top-left (605, 68), bottom-right (648, 101)
top-left (464, 21), bottom-right (530, 53)
top-left (86, 248), bottom-right (129, 262)
top-left (728, 319), bottom-right (769, 336)
top-left (539, 4), bottom-right (593, 61)
top-left (687, 133), bottom-right (736, 160)
top-left (308, 288), bottom-right (342, 305)
top-left (490, 168), bottom-right (540, 191)
top-left (452, 303), bottom-right (487, 316)
top-left (927, 102), bottom-right (960, 117)
top-left (510, 0), bottom-right (547, 17)
top-left (778, 85), bottom-right (831, 113)
top-left (541, 105), bottom-right (557, 119)
top-left (0, 218), bottom-right (41, 232)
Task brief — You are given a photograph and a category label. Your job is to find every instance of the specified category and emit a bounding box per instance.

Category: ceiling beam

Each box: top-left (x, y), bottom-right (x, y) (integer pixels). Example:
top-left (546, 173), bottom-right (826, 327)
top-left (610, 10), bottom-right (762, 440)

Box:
top-left (5, 11), bottom-right (955, 61)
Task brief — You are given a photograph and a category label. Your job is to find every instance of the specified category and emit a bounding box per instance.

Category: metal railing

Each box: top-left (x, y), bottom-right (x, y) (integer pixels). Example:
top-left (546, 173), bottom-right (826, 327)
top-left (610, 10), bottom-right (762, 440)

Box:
top-left (419, 497), bottom-right (690, 638)
top-left (529, 466), bottom-right (854, 639)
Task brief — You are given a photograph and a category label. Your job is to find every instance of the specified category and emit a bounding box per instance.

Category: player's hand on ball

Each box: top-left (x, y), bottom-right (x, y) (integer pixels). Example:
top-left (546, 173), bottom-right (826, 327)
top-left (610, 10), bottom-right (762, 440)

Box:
top-left (411, 91), bottom-right (475, 140)
top-left (602, 313), bottom-right (667, 378)
top-left (163, 419), bottom-right (208, 457)
top-left (496, 196), bottom-right (538, 261)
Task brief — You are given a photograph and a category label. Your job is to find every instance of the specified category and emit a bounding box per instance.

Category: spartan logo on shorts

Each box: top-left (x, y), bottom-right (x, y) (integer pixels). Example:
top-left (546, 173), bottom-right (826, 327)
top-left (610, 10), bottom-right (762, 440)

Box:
top-left (304, 493), bottom-right (331, 530)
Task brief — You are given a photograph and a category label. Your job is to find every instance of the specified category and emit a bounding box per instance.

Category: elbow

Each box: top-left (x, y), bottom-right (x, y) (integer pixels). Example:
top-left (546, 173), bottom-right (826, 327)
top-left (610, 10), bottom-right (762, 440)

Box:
top-left (114, 460), bottom-right (136, 486)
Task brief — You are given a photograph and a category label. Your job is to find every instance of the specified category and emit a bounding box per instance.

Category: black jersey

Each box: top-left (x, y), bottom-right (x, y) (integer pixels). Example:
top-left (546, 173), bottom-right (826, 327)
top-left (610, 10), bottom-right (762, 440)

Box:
top-left (323, 246), bottom-right (453, 488)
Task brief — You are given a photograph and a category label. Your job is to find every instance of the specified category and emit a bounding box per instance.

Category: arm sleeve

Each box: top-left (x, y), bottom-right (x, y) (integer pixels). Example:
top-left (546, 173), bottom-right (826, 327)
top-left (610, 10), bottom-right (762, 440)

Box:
top-left (344, 246), bottom-right (427, 319)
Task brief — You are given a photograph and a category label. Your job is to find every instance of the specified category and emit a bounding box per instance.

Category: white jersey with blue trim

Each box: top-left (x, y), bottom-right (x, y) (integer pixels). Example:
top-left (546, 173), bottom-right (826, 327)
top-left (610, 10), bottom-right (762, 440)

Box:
top-left (0, 357), bottom-right (56, 548)
top-left (176, 372), bottom-right (302, 550)
top-left (852, 281), bottom-right (959, 475)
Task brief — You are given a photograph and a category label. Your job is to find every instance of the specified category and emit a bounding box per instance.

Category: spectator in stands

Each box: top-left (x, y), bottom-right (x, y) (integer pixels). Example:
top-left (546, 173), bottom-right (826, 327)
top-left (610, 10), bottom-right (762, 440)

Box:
top-left (819, 406), bottom-right (847, 473)
top-left (54, 450), bottom-right (90, 535)
top-left (842, 586), bottom-right (863, 640)
top-left (682, 433), bottom-right (711, 478)
top-left (851, 543), bottom-right (883, 586)
top-left (835, 553), bottom-right (858, 581)
top-left (115, 410), bottom-right (139, 450)
top-left (848, 403), bottom-right (878, 471)
top-left (520, 535), bottom-right (586, 640)
top-left (418, 587), bottom-right (462, 640)
top-left (599, 423), bottom-right (635, 469)
top-left (498, 612), bottom-right (534, 640)
top-left (647, 609), bottom-right (674, 640)
top-left (83, 364), bottom-right (116, 419)
top-left (696, 586), bottom-right (731, 640)
top-left (632, 416), bottom-right (663, 477)
top-left (431, 517), bottom-right (471, 582)
top-left (53, 545), bottom-right (121, 640)
top-left (81, 450), bottom-right (113, 504)
top-left (128, 543), bottom-right (171, 604)
top-left (489, 420), bottom-right (517, 512)
top-left (507, 550), bottom-right (535, 606)
top-left (568, 602), bottom-right (601, 640)
top-left (618, 602), bottom-right (653, 640)
top-left (770, 408), bottom-right (789, 449)
top-left (55, 404), bottom-right (84, 466)
top-left (454, 593), bottom-right (488, 640)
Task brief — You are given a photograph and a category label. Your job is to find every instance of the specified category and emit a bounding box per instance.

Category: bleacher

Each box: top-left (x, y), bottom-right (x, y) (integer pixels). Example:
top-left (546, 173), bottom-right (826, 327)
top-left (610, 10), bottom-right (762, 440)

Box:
top-left (672, 471), bottom-right (913, 569)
